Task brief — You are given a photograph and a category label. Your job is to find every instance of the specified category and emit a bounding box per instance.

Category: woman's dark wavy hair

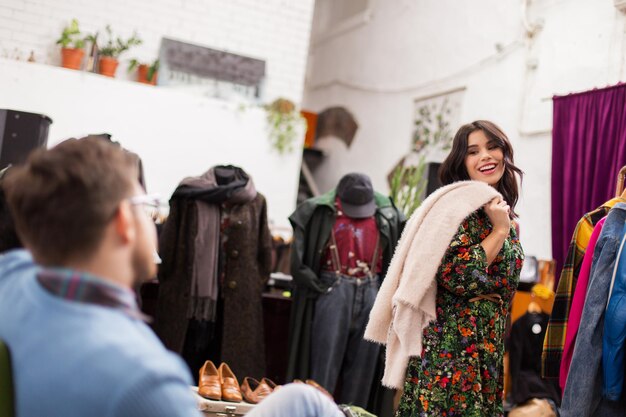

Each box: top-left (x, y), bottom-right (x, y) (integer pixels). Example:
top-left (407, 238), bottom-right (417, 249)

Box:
top-left (439, 120), bottom-right (523, 218)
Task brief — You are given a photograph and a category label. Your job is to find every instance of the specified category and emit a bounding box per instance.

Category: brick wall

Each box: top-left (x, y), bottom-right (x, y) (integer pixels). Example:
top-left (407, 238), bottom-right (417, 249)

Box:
top-left (0, 0), bottom-right (314, 102)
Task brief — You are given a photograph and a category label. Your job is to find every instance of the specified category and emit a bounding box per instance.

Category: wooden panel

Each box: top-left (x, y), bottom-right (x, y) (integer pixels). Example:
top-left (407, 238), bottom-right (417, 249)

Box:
top-left (262, 292), bottom-right (292, 384)
top-left (301, 110), bottom-right (318, 148)
top-left (160, 38), bottom-right (266, 86)
top-left (510, 290), bottom-right (555, 325)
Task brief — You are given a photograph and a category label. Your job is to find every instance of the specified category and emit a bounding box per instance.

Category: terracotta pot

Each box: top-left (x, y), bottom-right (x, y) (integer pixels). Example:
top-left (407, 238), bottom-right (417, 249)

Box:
top-left (61, 48), bottom-right (84, 70)
top-left (137, 64), bottom-right (157, 85)
top-left (99, 57), bottom-right (119, 77)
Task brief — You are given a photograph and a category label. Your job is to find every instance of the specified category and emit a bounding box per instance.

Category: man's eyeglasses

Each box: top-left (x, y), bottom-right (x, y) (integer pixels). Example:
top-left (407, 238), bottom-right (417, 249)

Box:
top-left (128, 194), bottom-right (168, 222)
top-left (128, 193), bottom-right (165, 264)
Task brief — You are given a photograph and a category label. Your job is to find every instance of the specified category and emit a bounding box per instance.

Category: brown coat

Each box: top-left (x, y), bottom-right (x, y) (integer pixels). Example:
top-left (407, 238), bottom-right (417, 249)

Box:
top-left (156, 193), bottom-right (272, 380)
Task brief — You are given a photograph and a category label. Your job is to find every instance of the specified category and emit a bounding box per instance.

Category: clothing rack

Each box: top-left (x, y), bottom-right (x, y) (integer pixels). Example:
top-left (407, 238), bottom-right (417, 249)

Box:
top-left (615, 165), bottom-right (626, 197)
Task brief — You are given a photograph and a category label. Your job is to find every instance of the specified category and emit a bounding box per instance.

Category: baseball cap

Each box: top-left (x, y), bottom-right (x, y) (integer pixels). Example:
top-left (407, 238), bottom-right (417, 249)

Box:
top-left (336, 173), bottom-right (376, 219)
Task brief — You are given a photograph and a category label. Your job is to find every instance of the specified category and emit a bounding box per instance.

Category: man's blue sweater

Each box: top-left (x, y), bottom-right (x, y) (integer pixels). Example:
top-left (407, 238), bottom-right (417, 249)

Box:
top-left (0, 250), bottom-right (200, 417)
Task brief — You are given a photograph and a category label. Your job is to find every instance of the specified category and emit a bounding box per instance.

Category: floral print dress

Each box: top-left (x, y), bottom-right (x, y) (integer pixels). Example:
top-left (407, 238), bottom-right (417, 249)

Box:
top-left (397, 209), bottom-right (524, 417)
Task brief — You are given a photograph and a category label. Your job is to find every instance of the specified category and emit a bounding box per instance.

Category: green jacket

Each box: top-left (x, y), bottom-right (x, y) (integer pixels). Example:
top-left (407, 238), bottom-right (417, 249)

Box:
top-left (286, 189), bottom-right (404, 381)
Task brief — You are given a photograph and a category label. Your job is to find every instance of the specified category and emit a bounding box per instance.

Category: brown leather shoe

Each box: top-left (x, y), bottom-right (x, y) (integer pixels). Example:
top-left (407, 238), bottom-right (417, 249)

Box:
top-left (261, 377), bottom-right (279, 392)
top-left (306, 379), bottom-right (334, 400)
top-left (198, 360), bottom-right (221, 401)
top-left (218, 363), bottom-right (242, 403)
top-left (241, 377), bottom-right (273, 404)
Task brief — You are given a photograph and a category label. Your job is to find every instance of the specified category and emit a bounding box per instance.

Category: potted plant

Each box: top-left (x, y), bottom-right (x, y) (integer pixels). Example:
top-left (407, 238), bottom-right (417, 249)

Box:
top-left (56, 19), bottom-right (86, 70)
top-left (98, 26), bottom-right (142, 78)
top-left (128, 58), bottom-right (159, 85)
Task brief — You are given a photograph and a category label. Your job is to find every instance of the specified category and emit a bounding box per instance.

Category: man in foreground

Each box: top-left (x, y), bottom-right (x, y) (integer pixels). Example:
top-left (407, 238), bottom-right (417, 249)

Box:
top-left (0, 137), bottom-right (199, 417)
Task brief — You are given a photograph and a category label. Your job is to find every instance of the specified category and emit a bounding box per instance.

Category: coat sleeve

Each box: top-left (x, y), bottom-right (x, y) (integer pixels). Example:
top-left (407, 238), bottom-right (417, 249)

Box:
top-left (396, 205), bottom-right (407, 234)
top-left (289, 213), bottom-right (328, 296)
top-left (602, 240), bottom-right (626, 401)
top-left (157, 199), bottom-right (181, 281)
top-left (508, 318), bottom-right (524, 398)
top-left (436, 216), bottom-right (499, 298)
top-left (257, 195), bottom-right (273, 283)
top-left (380, 205), bottom-right (405, 277)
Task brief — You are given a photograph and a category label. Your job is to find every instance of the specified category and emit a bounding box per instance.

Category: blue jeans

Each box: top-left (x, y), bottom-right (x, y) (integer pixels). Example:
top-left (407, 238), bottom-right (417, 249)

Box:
top-left (246, 384), bottom-right (344, 417)
top-left (310, 272), bottom-right (380, 407)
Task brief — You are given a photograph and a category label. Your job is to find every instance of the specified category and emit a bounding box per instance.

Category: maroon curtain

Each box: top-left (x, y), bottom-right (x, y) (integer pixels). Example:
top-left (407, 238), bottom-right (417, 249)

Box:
top-left (552, 83), bottom-right (626, 280)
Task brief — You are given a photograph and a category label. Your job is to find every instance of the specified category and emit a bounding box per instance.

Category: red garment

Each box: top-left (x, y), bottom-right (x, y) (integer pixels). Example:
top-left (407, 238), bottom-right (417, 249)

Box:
top-left (560, 216), bottom-right (606, 389)
top-left (321, 198), bottom-right (382, 277)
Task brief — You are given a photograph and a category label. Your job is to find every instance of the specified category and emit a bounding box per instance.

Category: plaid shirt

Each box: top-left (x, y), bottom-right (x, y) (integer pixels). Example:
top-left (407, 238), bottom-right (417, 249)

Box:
top-left (37, 268), bottom-right (149, 322)
top-left (542, 198), bottom-right (624, 380)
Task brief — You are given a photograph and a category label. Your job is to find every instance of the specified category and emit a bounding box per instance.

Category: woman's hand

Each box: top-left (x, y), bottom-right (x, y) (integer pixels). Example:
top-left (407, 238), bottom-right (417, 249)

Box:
top-left (484, 197), bottom-right (511, 234)
top-left (480, 197), bottom-right (511, 265)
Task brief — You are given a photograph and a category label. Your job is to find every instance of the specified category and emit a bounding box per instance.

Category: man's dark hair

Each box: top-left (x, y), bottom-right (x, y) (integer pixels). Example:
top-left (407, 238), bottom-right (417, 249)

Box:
top-left (3, 137), bottom-right (138, 265)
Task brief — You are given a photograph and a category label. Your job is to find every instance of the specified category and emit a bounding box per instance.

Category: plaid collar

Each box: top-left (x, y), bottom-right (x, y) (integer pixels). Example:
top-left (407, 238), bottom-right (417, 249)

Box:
top-left (37, 268), bottom-right (150, 322)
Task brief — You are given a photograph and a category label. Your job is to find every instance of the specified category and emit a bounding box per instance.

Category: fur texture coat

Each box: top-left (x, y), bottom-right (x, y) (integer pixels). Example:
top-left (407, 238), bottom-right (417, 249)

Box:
top-left (364, 181), bottom-right (501, 389)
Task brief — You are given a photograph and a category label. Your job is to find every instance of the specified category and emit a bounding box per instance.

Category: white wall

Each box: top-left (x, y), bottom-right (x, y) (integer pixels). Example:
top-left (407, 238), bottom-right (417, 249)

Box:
top-left (0, 0), bottom-right (314, 103)
top-left (0, 58), bottom-right (303, 229)
top-left (303, 0), bottom-right (626, 259)
top-left (0, 0), bottom-right (317, 229)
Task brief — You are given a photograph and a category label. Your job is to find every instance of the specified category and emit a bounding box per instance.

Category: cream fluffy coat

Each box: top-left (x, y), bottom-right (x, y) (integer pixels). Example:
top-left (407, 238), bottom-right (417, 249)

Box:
top-left (364, 180), bottom-right (501, 389)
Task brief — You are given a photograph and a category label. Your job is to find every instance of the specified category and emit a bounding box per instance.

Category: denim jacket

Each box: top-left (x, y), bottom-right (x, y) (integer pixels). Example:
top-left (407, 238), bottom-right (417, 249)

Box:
top-left (602, 221), bottom-right (626, 400)
top-left (561, 203), bottom-right (626, 417)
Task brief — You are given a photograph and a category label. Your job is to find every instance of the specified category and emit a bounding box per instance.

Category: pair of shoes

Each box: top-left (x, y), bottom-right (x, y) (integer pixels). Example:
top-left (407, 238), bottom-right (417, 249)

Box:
top-left (241, 377), bottom-right (279, 404)
top-left (338, 404), bottom-right (377, 417)
top-left (198, 361), bottom-right (242, 403)
top-left (293, 379), bottom-right (334, 400)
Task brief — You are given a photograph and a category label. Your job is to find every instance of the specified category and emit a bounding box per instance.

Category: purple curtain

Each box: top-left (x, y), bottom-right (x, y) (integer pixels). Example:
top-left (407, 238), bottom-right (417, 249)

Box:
top-left (552, 83), bottom-right (626, 281)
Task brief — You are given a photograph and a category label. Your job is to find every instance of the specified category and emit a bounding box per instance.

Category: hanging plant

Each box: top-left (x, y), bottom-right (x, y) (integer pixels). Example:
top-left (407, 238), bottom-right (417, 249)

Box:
top-left (265, 98), bottom-right (305, 154)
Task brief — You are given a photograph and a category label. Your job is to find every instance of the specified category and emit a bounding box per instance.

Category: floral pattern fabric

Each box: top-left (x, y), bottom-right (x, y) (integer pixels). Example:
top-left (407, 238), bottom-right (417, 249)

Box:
top-left (397, 209), bottom-right (524, 417)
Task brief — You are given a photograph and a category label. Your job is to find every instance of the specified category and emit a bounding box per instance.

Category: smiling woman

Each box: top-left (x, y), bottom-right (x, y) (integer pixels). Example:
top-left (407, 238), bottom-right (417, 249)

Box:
top-left (395, 120), bottom-right (525, 417)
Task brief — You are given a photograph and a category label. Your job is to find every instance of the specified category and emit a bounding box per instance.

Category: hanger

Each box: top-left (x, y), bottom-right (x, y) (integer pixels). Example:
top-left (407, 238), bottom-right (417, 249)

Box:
top-left (528, 301), bottom-right (542, 314)
top-left (527, 292), bottom-right (542, 314)
top-left (616, 166), bottom-right (626, 198)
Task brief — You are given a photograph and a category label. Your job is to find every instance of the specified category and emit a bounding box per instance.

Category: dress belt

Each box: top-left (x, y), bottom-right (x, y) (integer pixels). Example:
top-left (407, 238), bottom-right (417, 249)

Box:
top-left (469, 293), bottom-right (502, 303)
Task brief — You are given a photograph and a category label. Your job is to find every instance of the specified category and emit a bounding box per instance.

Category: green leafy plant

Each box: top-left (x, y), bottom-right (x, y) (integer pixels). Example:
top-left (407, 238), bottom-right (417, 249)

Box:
top-left (389, 154), bottom-right (428, 217)
top-left (147, 59), bottom-right (159, 81)
top-left (99, 25), bottom-right (142, 58)
top-left (412, 99), bottom-right (453, 152)
top-left (127, 58), bottom-right (140, 72)
top-left (128, 58), bottom-right (159, 81)
top-left (56, 19), bottom-right (86, 49)
top-left (265, 98), bottom-right (305, 154)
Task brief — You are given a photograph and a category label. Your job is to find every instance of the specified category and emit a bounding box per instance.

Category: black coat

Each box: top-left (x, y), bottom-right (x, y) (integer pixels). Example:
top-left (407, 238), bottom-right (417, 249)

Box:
top-left (155, 193), bottom-right (272, 380)
top-left (508, 312), bottom-right (561, 405)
